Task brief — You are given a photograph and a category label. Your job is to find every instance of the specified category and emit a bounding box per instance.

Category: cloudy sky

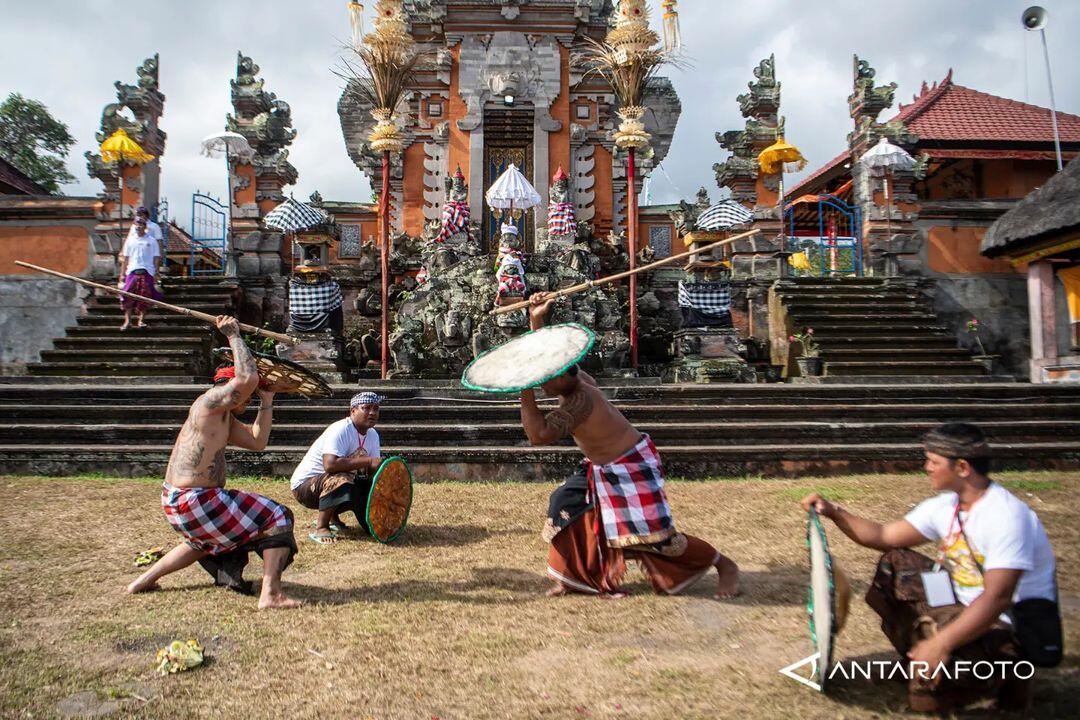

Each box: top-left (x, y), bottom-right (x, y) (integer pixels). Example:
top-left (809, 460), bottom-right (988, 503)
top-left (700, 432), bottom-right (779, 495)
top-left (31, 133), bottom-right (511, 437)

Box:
top-left (3, 0), bottom-right (1078, 227)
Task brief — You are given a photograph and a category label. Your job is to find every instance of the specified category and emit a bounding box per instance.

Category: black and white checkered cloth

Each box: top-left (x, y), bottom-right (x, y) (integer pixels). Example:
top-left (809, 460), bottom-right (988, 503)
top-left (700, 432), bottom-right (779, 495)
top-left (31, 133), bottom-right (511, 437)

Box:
top-left (289, 280), bottom-right (343, 315)
top-left (678, 280), bottom-right (731, 316)
top-left (696, 200), bottom-right (753, 231)
top-left (264, 198), bottom-right (328, 232)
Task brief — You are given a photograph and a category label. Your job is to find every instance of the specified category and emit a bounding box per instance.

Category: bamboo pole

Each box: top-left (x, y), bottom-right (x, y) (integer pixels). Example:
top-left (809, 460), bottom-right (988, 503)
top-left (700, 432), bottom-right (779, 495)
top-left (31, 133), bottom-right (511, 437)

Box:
top-left (380, 149), bottom-right (391, 380)
top-left (14, 260), bottom-right (297, 345)
top-left (491, 227), bottom-right (760, 316)
top-left (627, 147), bottom-right (639, 369)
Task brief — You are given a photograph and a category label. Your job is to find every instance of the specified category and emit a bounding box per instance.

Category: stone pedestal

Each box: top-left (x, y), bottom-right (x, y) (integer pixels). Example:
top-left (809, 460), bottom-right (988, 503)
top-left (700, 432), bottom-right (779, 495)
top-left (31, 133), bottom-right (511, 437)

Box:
top-left (279, 331), bottom-right (349, 384)
top-left (663, 328), bottom-right (755, 383)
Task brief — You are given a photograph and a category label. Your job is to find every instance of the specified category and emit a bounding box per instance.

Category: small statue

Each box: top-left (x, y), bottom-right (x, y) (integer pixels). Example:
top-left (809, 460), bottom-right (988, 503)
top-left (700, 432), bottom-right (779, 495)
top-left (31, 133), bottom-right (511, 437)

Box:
top-left (494, 223), bottom-right (527, 306)
top-left (547, 166), bottom-right (577, 238)
top-left (436, 166), bottom-right (471, 244)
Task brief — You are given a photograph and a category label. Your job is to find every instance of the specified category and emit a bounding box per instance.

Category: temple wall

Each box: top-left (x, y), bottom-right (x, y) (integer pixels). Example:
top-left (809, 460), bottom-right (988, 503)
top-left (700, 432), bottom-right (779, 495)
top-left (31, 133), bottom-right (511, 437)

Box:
top-left (926, 226), bottom-right (1017, 275)
top-left (548, 47), bottom-right (572, 177)
top-left (0, 222), bottom-right (95, 373)
top-left (592, 145), bottom-right (614, 234)
top-left (403, 143), bottom-right (428, 236)
top-left (447, 46), bottom-right (471, 184)
top-left (233, 164), bottom-right (257, 207)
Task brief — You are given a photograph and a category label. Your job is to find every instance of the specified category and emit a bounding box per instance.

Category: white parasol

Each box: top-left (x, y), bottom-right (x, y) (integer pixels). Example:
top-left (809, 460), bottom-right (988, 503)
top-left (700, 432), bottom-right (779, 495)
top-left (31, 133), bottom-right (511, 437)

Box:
top-left (200, 131), bottom-right (255, 162)
top-left (485, 163), bottom-right (542, 211)
top-left (858, 137), bottom-right (915, 177)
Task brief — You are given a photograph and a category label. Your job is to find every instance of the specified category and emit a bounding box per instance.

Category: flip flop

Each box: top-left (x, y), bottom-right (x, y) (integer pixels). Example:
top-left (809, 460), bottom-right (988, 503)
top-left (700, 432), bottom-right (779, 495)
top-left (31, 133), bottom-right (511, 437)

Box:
top-left (308, 530), bottom-right (337, 545)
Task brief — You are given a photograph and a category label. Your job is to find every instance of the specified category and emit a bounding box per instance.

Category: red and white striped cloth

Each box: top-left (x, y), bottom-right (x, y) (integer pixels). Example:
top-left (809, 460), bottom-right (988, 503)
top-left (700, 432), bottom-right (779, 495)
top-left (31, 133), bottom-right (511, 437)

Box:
top-left (436, 201), bottom-right (471, 243)
top-left (161, 484), bottom-right (293, 555)
top-left (587, 434), bottom-right (676, 549)
top-left (547, 201), bottom-right (577, 237)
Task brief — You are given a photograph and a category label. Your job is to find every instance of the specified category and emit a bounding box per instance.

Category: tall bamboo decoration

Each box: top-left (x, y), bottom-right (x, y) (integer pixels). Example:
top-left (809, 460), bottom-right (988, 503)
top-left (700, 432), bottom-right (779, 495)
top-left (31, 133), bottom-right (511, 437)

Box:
top-left (580, 0), bottom-right (671, 369)
top-left (339, 0), bottom-right (419, 379)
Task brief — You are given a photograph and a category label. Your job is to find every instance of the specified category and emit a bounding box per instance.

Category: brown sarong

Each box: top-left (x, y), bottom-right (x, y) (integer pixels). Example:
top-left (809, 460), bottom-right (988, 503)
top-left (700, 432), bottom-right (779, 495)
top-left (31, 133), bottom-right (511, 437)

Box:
top-left (865, 548), bottom-right (1029, 711)
top-left (292, 471), bottom-right (361, 512)
top-left (546, 505), bottom-right (719, 595)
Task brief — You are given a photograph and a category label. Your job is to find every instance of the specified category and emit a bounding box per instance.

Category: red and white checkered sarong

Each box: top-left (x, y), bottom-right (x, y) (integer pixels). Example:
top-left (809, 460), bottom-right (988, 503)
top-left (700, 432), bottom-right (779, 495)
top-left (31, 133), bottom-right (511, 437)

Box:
top-left (436, 201), bottom-right (471, 243)
top-left (547, 201), bottom-right (576, 237)
top-left (587, 434), bottom-right (675, 548)
top-left (161, 484), bottom-right (293, 555)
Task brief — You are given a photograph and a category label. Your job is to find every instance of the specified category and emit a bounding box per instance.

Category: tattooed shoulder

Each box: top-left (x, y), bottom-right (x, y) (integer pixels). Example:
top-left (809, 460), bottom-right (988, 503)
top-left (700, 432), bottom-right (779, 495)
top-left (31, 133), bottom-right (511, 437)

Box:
top-left (544, 386), bottom-right (595, 439)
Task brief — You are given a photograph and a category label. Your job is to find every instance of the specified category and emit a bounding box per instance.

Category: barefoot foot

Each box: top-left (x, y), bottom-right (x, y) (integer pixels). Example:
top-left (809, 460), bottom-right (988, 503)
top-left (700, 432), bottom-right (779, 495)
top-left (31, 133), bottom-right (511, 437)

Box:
top-left (715, 555), bottom-right (740, 599)
top-left (258, 592), bottom-right (302, 610)
top-left (545, 584), bottom-right (567, 597)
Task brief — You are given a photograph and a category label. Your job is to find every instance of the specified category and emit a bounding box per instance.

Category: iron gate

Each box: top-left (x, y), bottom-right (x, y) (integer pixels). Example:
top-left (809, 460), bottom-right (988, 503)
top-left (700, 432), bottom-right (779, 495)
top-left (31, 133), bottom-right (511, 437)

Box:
top-left (190, 191), bottom-right (227, 275)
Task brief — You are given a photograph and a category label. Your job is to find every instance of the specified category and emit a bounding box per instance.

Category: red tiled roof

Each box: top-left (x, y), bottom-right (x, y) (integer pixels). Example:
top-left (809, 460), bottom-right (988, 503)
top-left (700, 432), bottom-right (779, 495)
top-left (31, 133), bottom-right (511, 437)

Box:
top-left (787, 71), bottom-right (1080, 197)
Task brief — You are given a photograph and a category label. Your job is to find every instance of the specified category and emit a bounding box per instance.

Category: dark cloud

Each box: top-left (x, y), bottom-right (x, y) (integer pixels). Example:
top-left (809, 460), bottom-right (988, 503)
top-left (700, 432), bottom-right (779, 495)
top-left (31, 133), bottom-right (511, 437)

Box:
top-left (2, 1), bottom-right (1076, 224)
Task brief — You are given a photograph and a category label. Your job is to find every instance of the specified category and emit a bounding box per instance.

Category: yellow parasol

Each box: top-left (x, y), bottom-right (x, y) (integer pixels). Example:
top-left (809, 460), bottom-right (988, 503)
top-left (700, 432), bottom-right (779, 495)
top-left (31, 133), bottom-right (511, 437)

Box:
top-left (758, 137), bottom-right (807, 175)
top-left (99, 129), bottom-right (156, 256)
top-left (99, 128), bottom-right (155, 165)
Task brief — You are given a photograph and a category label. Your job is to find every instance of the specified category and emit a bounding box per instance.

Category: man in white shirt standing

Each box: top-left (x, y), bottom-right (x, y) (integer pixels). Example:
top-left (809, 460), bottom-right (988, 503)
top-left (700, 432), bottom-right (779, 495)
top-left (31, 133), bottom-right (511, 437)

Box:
top-left (289, 391), bottom-right (384, 543)
top-left (801, 423), bottom-right (1057, 713)
top-left (117, 206), bottom-right (164, 330)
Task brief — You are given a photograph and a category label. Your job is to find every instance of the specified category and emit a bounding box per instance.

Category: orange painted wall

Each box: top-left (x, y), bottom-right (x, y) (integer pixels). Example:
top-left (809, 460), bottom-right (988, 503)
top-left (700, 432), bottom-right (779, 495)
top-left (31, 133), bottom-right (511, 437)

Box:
top-left (447, 46), bottom-right (471, 180)
top-left (0, 226), bottom-right (90, 275)
top-left (593, 144), bottom-right (614, 234)
top-left (980, 159), bottom-right (1057, 199)
top-left (233, 164), bottom-right (257, 207)
top-left (120, 165), bottom-right (141, 209)
top-left (927, 226), bottom-right (1019, 274)
top-left (548, 47), bottom-right (571, 179)
top-left (403, 143), bottom-right (427, 236)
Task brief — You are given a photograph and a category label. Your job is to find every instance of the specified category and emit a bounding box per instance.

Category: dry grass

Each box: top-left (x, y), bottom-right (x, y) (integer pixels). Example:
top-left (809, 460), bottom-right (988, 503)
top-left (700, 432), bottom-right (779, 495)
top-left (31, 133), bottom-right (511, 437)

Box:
top-left (0, 472), bottom-right (1077, 719)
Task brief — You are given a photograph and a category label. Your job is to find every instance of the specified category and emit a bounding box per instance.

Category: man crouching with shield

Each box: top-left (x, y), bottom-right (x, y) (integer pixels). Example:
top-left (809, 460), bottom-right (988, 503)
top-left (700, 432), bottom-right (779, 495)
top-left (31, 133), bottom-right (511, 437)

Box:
top-left (523, 293), bottom-right (739, 599)
top-left (127, 315), bottom-right (301, 610)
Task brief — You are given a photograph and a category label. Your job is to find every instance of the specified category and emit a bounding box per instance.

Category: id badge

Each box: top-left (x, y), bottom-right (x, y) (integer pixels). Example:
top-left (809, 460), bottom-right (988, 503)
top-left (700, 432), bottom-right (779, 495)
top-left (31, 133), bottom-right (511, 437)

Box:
top-left (921, 570), bottom-right (957, 608)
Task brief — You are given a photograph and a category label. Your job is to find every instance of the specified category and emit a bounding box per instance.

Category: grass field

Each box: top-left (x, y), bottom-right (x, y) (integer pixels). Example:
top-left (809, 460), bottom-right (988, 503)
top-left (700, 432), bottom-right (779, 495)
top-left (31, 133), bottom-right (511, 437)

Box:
top-left (0, 472), bottom-right (1076, 719)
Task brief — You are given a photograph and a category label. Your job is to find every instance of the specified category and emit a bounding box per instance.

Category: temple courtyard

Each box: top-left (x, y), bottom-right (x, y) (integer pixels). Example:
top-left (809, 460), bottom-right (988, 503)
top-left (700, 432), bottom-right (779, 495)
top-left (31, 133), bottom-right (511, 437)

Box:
top-left (0, 472), bottom-right (1076, 719)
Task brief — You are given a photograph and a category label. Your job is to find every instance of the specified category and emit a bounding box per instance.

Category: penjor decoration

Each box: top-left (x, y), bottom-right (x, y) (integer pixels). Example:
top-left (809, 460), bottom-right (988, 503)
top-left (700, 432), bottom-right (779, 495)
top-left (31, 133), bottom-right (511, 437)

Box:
top-left (436, 166), bottom-right (471, 243)
top-left (547, 166), bottom-right (577, 238)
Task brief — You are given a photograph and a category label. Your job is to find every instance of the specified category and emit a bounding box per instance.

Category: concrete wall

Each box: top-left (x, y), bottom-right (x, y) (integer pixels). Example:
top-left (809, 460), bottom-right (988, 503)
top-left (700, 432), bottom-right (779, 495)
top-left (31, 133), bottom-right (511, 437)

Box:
top-left (0, 277), bottom-right (87, 374)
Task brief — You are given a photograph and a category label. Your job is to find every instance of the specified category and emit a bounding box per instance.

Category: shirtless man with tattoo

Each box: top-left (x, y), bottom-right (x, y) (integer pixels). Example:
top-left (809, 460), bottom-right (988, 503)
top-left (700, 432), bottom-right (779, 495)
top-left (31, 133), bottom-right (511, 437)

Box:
top-left (523, 292), bottom-right (739, 600)
top-left (127, 315), bottom-right (301, 610)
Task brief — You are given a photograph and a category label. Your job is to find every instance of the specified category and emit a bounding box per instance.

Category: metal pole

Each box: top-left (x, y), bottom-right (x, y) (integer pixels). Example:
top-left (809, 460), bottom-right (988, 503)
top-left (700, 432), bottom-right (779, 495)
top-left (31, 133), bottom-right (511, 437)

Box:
top-left (1039, 28), bottom-right (1064, 171)
top-left (224, 148), bottom-right (235, 276)
top-left (380, 149), bottom-right (391, 380)
top-left (627, 147), bottom-right (639, 370)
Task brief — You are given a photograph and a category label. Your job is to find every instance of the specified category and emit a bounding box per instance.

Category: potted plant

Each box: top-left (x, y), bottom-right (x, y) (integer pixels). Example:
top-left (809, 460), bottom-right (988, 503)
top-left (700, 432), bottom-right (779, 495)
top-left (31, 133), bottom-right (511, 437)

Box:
top-left (967, 318), bottom-right (999, 373)
top-left (790, 327), bottom-right (824, 377)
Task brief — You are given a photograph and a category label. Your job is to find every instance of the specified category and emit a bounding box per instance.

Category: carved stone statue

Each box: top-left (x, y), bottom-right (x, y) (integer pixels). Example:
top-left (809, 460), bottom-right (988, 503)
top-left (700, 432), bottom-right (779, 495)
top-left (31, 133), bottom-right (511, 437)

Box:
top-left (436, 166), bottom-right (472, 244)
top-left (547, 165), bottom-right (577, 239)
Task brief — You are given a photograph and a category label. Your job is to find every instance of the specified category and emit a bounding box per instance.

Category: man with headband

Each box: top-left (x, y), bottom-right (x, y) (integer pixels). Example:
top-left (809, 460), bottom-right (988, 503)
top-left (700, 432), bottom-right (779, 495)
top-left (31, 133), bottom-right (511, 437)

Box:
top-left (289, 391), bottom-right (384, 543)
top-left (524, 293), bottom-right (740, 600)
top-left (801, 423), bottom-right (1058, 712)
top-left (127, 315), bottom-right (302, 610)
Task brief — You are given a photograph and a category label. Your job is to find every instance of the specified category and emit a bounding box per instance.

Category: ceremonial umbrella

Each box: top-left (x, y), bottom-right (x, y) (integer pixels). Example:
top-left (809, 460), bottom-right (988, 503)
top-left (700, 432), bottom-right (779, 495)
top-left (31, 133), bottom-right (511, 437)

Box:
top-left (485, 163), bottom-right (542, 221)
top-left (858, 137), bottom-right (915, 272)
top-left (99, 128), bottom-right (156, 257)
top-left (200, 132), bottom-right (255, 276)
top-left (696, 199), bottom-right (753, 231)
top-left (758, 136), bottom-right (807, 257)
top-left (264, 197), bottom-right (330, 275)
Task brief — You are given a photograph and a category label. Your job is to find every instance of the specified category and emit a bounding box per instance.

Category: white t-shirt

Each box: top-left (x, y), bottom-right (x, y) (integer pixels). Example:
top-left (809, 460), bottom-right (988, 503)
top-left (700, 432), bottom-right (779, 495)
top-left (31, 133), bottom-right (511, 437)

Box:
top-left (289, 418), bottom-right (381, 490)
top-left (905, 482), bottom-right (1056, 608)
top-left (121, 230), bottom-right (163, 276)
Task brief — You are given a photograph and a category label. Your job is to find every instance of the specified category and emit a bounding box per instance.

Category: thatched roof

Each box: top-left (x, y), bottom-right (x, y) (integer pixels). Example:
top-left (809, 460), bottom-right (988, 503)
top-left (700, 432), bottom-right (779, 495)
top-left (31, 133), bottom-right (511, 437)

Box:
top-left (981, 156), bottom-right (1080, 258)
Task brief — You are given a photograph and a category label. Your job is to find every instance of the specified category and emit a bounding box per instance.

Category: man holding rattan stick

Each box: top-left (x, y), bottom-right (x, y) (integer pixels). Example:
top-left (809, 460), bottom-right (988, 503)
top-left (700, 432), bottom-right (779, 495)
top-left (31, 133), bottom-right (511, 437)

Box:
top-left (126, 315), bottom-right (302, 610)
top-left (522, 292), bottom-right (739, 599)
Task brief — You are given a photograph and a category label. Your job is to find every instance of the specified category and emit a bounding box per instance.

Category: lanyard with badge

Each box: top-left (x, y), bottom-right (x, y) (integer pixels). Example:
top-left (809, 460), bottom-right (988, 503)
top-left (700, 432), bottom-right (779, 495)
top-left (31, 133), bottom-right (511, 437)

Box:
top-left (921, 503), bottom-right (961, 607)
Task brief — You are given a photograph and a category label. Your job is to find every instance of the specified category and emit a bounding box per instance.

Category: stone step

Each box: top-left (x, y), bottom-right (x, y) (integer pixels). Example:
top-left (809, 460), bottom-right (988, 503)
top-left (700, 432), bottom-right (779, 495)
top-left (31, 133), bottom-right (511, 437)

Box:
top-left (0, 375), bottom-right (203, 385)
top-left (779, 277), bottom-right (890, 286)
top-left (63, 326), bottom-right (210, 339)
top-left (2, 441), bottom-right (1077, 479)
top-left (75, 315), bottom-right (209, 328)
top-left (52, 337), bottom-right (209, 351)
top-left (773, 291), bottom-right (921, 302)
top-left (38, 349), bottom-right (204, 363)
top-left (808, 323), bottom-right (951, 335)
top-left (27, 360), bottom-right (197, 376)
top-left (792, 375), bottom-right (1017, 385)
top-left (822, 348), bottom-right (974, 361)
top-left (787, 312), bottom-right (940, 323)
top-left (7, 401), bottom-right (1079, 422)
top-left (826, 361), bottom-right (986, 376)
top-left (814, 335), bottom-right (959, 348)
top-left (784, 303), bottom-right (923, 315)
top-left (2, 419), bottom-right (1073, 447)
top-left (86, 301), bottom-right (232, 314)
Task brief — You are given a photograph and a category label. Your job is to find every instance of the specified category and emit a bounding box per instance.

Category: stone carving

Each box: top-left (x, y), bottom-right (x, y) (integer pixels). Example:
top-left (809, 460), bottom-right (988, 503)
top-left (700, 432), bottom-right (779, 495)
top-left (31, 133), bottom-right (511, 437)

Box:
top-left (573, 144), bottom-right (596, 224)
top-left (435, 167), bottom-right (472, 244)
top-left (848, 54), bottom-right (898, 123)
top-left (714, 54), bottom-right (783, 209)
top-left (422, 141), bottom-right (448, 222)
top-left (456, 32), bottom-right (563, 132)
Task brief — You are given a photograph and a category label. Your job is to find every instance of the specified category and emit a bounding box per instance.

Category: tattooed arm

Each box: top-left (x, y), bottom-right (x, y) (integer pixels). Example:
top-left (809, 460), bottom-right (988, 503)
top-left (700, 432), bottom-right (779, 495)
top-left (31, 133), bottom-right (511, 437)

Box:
top-left (520, 386), bottom-right (593, 445)
top-left (201, 316), bottom-right (259, 413)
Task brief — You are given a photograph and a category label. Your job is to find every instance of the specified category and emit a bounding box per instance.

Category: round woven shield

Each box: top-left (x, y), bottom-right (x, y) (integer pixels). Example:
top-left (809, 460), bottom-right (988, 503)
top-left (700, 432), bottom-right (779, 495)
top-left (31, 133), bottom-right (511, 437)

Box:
top-left (213, 348), bottom-right (332, 399)
top-left (365, 456), bottom-right (413, 543)
top-left (806, 509), bottom-right (850, 692)
top-left (461, 323), bottom-right (596, 394)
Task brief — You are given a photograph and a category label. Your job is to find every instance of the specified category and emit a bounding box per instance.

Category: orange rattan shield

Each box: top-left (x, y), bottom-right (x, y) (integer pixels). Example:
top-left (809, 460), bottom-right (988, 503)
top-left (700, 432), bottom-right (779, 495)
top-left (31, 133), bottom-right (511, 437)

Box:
top-left (366, 456), bottom-right (413, 543)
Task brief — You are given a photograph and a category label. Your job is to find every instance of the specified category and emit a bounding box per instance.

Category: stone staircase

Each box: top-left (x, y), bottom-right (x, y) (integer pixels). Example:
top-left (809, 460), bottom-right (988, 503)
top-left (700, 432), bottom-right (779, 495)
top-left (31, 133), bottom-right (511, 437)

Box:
top-left (25, 276), bottom-right (238, 383)
top-left (774, 277), bottom-right (996, 382)
top-left (1, 380), bottom-right (1077, 479)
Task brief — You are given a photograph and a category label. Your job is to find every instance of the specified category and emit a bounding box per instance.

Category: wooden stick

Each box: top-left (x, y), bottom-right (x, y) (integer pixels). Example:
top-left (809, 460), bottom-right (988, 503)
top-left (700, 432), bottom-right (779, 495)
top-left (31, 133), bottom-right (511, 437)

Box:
top-left (14, 261), bottom-right (297, 345)
top-left (491, 227), bottom-right (760, 316)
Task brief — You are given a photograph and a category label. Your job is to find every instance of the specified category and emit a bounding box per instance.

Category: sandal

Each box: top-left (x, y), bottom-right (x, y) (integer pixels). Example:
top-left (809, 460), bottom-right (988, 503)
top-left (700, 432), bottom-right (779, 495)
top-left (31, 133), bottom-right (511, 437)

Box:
top-left (308, 529), bottom-right (337, 545)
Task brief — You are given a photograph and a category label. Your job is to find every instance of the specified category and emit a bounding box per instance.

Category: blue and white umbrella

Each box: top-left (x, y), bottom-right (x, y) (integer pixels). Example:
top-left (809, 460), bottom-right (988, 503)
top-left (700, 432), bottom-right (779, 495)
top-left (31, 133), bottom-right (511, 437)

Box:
top-left (263, 197), bottom-right (328, 232)
top-left (696, 199), bottom-right (753, 231)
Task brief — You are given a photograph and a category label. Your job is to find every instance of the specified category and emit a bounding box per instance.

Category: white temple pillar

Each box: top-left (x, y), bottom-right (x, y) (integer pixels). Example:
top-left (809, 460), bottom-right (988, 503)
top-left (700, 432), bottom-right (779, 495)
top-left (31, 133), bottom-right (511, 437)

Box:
top-left (1027, 260), bottom-right (1058, 382)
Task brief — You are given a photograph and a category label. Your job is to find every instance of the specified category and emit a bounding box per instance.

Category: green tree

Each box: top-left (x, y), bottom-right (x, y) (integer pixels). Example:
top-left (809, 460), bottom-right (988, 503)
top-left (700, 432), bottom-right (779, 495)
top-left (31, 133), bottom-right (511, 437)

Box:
top-left (0, 93), bottom-right (76, 194)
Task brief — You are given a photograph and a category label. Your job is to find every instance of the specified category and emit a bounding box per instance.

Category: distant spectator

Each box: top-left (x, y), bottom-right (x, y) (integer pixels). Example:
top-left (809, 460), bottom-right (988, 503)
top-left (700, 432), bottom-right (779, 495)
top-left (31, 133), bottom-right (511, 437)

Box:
top-left (117, 214), bottom-right (163, 330)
